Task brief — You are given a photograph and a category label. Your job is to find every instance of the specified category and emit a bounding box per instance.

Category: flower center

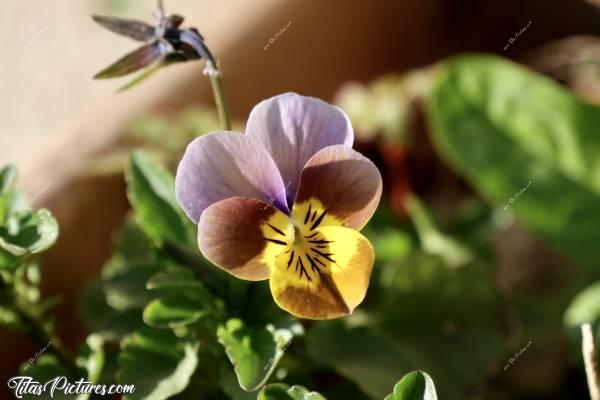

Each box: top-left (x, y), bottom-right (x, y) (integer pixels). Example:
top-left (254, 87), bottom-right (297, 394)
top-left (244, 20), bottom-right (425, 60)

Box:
top-left (262, 199), bottom-right (345, 283)
top-left (292, 224), bottom-right (303, 246)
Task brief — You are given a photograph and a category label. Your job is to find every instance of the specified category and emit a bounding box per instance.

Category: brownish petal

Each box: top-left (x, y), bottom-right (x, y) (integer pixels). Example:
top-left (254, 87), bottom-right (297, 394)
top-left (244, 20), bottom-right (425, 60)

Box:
top-left (294, 145), bottom-right (382, 231)
top-left (198, 197), bottom-right (293, 281)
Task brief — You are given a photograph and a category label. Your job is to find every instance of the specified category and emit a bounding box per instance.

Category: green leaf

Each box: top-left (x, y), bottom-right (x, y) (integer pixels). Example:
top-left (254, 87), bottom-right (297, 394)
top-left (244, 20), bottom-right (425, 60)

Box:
top-left (78, 279), bottom-right (114, 332)
top-left (306, 322), bottom-right (417, 399)
top-left (117, 328), bottom-right (199, 400)
top-left (77, 334), bottom-right (105, 385)
top-left (79, 279), bottom-right (145, 340)
top-left (143, 292), bottom-right (209, 328)
top-left (18, 354), bottom-right (73, 400)
top-left (306, 315), bottom-right (491, 400)
top-left (564, 280), bottom-right (600, 329)
top-left (219, 364), bottom-right (258, 400)
top-left (0, 209), bottom-right (59, 268)
top-left (377, 252), bottom-right (504, 398)
top-left (113, 216), bottom-right (157, 264)
top-left (385, 371), bottom-right (438, 400)
top-left (426, 54), bottom-right (600, 269)
top-left (405, 196), bottom-right (472, 268)
top-left (0, 165), bottom-right (17, 222)
top-left (97, 309), bottom-right (145, 342)
top-left (0, 304), bottom-right (25, 331)
top-left (380, 252), bottom-right (500, 331)
top-left (146, 266), bottom-right (205, 290)
top-left (103, 262), bottom-right (163, 311)
top-left (126, 151), bottom-right (194, 248)
top-left (218, 317), bottom-right (303, 391)
top-left (0, 164), bottom-right (16, 196)
top-left (258, 384), bottom-right (326, 400)
top-left (143, 266), bottom-right (214, 328)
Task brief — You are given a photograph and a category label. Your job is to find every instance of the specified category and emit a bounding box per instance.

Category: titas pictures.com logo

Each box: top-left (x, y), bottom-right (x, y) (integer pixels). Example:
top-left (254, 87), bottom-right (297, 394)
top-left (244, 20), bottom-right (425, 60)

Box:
top-left (7, 376), bottom-right (135, 398)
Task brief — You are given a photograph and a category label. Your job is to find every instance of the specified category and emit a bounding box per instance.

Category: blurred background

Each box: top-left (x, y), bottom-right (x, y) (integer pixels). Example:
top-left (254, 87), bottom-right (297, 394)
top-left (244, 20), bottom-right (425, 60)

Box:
top-left (1, 0), bottom-right (599, 399)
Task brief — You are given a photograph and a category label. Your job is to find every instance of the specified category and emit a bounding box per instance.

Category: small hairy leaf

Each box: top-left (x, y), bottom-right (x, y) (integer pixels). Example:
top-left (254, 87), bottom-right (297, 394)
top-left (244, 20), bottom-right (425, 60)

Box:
top-left (218, 318), bottom-right (303, 391)
top-left (117, 328), bottom-right (198, 400)
top-left (258, 384), bottom-right (326, 400)
top-left (384, 371), bottom-right (438, 400)
top-left (126, 151), bottom-right (194, 248)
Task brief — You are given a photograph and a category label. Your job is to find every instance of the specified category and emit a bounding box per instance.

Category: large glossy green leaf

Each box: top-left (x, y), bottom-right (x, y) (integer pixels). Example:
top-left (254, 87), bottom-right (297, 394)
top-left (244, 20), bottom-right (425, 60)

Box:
top-left (218, 317), bottom-right (303, 392)
top-left (380, 252), bottom-right (500, 331)
top-left (117, 328), bottom-right (199, 400)
top-left (384, 371), bottom-right (438, 400)
top-left (378, 252), bottom-right (503, 398)
top-left (258, 384), bottom-right (326, 400)
top-left (427, 54), bottom-right (600, 269)
top-left (126, 151), bottom-right (194, 248)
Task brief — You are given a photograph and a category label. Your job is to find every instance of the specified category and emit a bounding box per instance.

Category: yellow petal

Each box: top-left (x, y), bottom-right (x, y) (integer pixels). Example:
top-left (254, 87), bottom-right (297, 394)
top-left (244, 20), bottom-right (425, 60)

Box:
top-left (269, 226), bottom-right (374, 319)
top-left (291, 198), bottom-right (344, 233)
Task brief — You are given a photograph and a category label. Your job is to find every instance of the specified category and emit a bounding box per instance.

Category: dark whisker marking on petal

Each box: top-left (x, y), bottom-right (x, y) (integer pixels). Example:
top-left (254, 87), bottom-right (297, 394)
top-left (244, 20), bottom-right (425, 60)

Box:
top-left (287, 251), bottom-right (295, 269)
top-left (304, 232), bottom-right (319, 239)
top-left (297, 256), bottom-right (312, 281)
top-left (313, 255), bottom-right (327, 268)
top-left (306, 253), bottom-right (322, 274)
top-left (264, 238), bottom-right (287, 246)
top-left (267, 223), bottom-right (286, 237)
top-left (304, 204), bottom-right (312, 225)
top-left (310, 210), bottom-right (318, 222)
top-left (310, 210), bottom-right (328, 231)
top-left (311, 248), bottom-right (335, 263)
top-left (316, 245), bottom-right (328, 248)
top-left (308, 239), bottom-right (333, 244)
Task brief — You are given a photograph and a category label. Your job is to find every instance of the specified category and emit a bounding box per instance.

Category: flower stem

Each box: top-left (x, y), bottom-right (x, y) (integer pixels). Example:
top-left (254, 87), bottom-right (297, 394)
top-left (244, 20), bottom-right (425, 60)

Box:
top-left (582, 323), bottom-right (600, 400)
top-left (207, 62), bottom-right (232, 131)
top-left (180, 29), bottom-right (232, 130)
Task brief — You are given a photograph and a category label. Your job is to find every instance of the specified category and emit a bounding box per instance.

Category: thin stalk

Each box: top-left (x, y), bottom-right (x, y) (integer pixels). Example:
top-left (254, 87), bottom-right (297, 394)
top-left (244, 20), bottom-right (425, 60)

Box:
top-left (207, 65), bottom-right (232, 131)
top-left (582, 323), bottom-right (600, 400)
top-left (180, 29), bottom-right (232, 131)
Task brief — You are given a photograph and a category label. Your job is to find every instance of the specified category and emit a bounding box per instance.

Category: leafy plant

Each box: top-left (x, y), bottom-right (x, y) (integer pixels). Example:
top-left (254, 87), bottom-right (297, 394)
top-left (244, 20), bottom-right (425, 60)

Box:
top-left (4, 51), bottom-right (600, 399)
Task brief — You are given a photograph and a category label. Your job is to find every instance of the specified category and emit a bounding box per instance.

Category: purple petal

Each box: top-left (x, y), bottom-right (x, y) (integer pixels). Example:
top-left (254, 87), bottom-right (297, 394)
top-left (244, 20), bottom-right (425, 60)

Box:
top-left (175, 131), bottom-right (289, 223)
top-left (245, 93), bottom-right (354, 207)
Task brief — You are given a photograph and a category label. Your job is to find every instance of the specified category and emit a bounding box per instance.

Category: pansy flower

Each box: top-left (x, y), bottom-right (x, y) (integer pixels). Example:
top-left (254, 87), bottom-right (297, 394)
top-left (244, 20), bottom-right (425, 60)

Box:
top-left (175, 93), bottom-right (382, 319)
